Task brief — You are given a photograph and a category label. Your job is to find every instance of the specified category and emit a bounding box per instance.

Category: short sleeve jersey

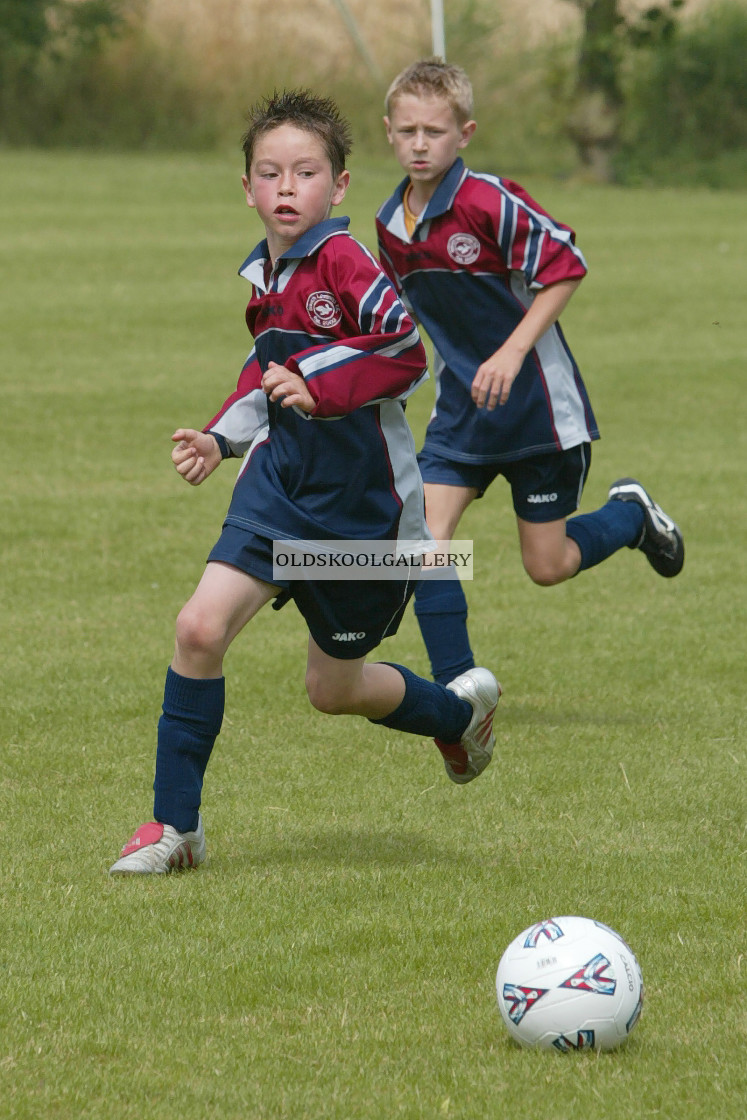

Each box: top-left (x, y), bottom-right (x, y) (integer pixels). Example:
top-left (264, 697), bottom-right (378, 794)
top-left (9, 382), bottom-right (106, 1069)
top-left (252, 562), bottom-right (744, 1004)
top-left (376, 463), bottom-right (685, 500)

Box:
top-left (204, 218), bottom-right (432, 548)
top-left (376, 159), bottom-right (600, 464)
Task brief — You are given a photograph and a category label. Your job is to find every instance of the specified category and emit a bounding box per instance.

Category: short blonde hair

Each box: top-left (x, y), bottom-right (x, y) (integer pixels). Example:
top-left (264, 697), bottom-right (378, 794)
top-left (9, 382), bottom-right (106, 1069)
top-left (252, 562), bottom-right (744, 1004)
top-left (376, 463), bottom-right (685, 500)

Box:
top-left (385, 58), bottom-right (474, 125)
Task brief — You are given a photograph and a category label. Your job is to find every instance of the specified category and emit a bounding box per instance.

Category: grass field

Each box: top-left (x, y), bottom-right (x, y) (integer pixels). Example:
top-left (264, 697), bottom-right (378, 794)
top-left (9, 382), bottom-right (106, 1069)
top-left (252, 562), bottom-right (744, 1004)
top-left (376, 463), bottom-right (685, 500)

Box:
top-left (1, 149), bottom-right (745, 1119)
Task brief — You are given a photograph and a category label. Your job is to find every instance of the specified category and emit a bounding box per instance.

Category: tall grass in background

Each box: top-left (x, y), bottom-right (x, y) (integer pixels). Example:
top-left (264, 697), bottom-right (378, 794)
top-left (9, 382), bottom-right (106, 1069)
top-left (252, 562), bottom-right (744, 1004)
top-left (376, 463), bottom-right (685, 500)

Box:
top-left (2, 0), bottom-right (564, 167)
top-left (3, 0), bottom-right (745, 182)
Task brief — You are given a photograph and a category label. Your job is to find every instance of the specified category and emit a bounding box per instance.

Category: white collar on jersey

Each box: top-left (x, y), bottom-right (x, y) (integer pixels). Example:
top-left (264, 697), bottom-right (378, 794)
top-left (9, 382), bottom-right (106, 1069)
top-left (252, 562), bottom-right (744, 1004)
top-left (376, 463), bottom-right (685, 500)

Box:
top-left (237, 217), bottom-right (351, 287)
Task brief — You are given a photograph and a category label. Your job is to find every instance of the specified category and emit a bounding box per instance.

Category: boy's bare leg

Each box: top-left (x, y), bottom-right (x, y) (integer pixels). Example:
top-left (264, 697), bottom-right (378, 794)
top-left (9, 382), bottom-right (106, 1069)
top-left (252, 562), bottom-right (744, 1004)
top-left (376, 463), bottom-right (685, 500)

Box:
top-left (305, 636), bottom-right (500, 786)
top-left (110, 563), bottom-right (279, 873)
top-left (304, 637), bottom-right (406, 718)
top-left (172, 561), bottom-right (279, 679)
top-left (517, 517), bottom-right (582, 586)
top-left (422, 482), bottom-right (477, 548)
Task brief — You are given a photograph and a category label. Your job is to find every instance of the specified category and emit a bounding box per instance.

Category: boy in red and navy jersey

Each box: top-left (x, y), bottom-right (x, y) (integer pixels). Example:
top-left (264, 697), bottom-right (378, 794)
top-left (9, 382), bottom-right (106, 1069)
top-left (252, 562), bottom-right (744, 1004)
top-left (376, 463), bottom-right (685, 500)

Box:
top-left (377, 59), bottom-right (684, 687)
top-left (110, 91), bottom-right (501, 874)
top-left (206, 220), bottom-right (432, 549)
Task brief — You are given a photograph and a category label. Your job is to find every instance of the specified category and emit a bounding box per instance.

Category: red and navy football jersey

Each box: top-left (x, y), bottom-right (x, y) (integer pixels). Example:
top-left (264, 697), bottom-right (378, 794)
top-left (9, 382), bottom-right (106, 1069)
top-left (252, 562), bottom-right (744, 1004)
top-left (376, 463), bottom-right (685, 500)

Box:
top-left (376, 159), bottom-right (599, 464)
top-left (204, 218), bottom-right (432, 547)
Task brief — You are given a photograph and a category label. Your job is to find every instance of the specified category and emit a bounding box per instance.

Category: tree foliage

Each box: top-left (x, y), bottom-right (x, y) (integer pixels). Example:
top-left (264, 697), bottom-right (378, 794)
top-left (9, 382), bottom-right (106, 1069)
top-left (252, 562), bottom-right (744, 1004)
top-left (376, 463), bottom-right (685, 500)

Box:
top-left (0, 0), bottom-right (125, 142)
top-left (0, 0), bottom-right (52, 57)
top-left (621, 1), bottom-right (747, 184)
top-left (0, 0), bottom-right (123, 72)
top-left (560, 0), bottom-right (687, 179)
top-left (0, 0), bottom-right (743, 186)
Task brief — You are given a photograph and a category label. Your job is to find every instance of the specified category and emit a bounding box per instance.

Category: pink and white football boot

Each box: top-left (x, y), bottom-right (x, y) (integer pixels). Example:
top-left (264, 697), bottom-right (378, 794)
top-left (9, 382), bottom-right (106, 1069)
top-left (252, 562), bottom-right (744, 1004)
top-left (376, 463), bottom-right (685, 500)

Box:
top-left (109, 815), bottom-right (206, 874)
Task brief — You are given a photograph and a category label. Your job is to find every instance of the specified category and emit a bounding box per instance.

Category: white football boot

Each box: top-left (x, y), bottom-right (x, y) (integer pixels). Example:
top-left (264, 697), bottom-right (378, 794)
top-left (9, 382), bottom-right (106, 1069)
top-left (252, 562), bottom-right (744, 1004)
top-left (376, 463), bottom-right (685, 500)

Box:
top-left (109, 815), bottom-right (206, 874)
top-left (435, 667), bottom-right (501, 785)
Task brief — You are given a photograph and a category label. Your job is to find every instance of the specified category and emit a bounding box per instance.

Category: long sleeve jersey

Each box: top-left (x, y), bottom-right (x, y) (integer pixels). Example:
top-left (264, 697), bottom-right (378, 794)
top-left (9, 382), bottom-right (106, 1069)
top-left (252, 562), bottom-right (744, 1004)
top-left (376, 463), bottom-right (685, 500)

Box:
top-left (376, 159), bottom-right (599, 464)
top-left (204, 217), bottom-right (431, 548)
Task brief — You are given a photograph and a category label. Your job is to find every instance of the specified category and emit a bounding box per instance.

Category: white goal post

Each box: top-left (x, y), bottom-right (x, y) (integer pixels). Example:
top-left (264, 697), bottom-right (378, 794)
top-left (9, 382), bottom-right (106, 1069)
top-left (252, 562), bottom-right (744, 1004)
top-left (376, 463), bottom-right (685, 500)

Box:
top-left (431, 0), bottom-right (446, 57)
top-left (330, 0), bottom-right (447, 82)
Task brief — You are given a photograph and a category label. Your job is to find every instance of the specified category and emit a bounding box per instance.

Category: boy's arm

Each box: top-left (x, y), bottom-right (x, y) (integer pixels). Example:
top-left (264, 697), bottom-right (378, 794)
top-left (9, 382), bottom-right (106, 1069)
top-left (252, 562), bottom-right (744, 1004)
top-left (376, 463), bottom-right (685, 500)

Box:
top-left (283, 244), bottom-right (427, 418)
top-left (472, 277), bottom-right (582, 410)
top-left (201, 349), bottom-right (269, 454)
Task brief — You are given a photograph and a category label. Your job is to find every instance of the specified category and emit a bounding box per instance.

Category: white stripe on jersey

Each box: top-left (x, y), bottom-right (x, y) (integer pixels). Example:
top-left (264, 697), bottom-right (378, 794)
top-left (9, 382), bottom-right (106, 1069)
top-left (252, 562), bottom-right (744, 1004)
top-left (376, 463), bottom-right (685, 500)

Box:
top-left (210, 387), bottom-right (268, 456)
top-left (358, 276), bottom-right (389, 334)
top-left (296, 328), bottom-right (423, 382)
top-left (445, 165), bottom-right (469, 210)
top-left (524, 227), bottom-right (546, 280)
top-left (384, 204), bottom-right (409, 244)
top-left (509, 272), bottom-right (591, 448)
top-left (473, 171), bottom-right (587, 281)
top-left (236, 424), bottom-right (270, 479)
top-left (274, 257), bottom-right (303, 295)
top-left (377, 399), bottom-right (435, 553)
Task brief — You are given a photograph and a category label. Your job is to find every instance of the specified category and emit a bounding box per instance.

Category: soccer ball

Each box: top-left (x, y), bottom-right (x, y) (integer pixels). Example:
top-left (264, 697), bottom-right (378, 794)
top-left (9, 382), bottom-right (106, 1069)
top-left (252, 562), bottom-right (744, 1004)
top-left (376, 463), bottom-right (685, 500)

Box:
top-left (495, 916), bottom-right (644, 1052)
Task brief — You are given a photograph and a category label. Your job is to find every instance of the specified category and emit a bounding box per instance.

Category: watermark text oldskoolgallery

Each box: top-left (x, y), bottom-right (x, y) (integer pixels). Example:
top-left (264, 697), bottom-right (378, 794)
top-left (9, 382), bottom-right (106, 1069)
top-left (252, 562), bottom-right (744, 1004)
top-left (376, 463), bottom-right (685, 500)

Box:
top-left (272, 539), bottom-right (474, 581)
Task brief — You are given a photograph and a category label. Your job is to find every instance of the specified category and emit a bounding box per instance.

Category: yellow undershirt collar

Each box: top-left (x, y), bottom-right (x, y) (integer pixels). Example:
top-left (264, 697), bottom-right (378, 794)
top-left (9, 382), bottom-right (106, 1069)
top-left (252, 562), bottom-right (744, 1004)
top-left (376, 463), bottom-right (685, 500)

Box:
top-left (403, 183), bottom-right (420, 239)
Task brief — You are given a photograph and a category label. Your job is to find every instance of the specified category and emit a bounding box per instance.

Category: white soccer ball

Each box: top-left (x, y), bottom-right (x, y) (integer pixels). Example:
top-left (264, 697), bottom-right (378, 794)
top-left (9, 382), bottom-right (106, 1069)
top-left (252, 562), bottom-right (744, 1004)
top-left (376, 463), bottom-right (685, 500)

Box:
top-left (495, 916), bottom-right (644, 1051)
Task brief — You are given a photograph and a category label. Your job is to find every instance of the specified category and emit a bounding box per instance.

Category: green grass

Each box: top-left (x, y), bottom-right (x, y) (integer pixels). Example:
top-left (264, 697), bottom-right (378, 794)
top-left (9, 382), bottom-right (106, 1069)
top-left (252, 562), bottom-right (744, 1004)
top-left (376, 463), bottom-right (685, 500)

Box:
top-left (1, 150), bottom-right (745, 1119)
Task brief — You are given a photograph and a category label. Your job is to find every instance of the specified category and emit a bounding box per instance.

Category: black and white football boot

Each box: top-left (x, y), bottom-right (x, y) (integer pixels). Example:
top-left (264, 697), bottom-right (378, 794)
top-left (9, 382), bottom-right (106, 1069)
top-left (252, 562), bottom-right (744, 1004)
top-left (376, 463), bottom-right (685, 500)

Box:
top-left (608, 477), bottom-right (684, 578)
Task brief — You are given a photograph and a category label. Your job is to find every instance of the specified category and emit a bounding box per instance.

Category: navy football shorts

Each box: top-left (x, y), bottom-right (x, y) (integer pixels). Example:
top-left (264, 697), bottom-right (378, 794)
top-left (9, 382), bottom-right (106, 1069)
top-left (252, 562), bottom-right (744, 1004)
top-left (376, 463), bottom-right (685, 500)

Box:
top-left (417, 443), bottom-right (591, 523)
top-left (208, 524), bottom-right (416, 660)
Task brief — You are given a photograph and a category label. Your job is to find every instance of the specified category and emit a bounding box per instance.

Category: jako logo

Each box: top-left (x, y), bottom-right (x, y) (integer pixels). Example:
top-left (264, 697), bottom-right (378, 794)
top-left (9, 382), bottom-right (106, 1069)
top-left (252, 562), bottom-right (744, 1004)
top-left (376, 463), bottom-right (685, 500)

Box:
top-left (332, 631), bottom-right (366, 641)
top-left (527, 492), bottom-right (558, 504)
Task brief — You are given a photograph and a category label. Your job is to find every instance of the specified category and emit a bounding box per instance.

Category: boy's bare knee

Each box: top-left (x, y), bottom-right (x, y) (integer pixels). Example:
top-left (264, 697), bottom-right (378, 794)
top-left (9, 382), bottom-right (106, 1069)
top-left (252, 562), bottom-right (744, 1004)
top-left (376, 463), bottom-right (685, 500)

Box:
top-left (175, 604), bottom-right (224, 659)
top-left (523, 558), bottom-right (566, 587)
top-left (305, 669), bottom-right (348, 715)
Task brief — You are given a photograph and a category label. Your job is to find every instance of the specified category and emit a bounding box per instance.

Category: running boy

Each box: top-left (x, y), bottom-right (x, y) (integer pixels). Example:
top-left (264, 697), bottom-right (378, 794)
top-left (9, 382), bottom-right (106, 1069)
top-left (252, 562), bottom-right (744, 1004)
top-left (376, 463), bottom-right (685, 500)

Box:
top-left (376, 59), bottom-right (684, 686)
top-left (110, 91), bottom-right (500, 873)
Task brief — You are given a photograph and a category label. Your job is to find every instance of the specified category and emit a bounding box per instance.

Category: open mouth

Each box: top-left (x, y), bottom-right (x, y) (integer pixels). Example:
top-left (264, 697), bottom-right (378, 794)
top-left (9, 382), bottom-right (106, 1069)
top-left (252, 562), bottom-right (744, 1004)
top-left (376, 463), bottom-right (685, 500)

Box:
top-left (275, 205), bottom-right (299, 216)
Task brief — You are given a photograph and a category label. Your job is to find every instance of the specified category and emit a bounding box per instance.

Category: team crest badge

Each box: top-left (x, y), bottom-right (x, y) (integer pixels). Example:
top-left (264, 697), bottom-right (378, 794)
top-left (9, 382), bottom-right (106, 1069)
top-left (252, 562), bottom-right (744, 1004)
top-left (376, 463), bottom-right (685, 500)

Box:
top-left (306, 290), bottom-right (342, 329)
top-left (447, 232), bottom-right (481, 265)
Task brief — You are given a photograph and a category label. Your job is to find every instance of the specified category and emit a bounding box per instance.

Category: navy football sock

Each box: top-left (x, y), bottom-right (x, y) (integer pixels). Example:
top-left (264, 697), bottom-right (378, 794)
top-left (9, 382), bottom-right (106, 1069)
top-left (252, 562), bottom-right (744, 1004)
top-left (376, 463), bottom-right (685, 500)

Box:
top-left (566, 500), bottom-right (645, 572)
top-left (369, 663), bottom-right (472, 742)
top-left (153, 668), bottom-right (225, 834)
top-left (414, 575), bottom-right (475, 685)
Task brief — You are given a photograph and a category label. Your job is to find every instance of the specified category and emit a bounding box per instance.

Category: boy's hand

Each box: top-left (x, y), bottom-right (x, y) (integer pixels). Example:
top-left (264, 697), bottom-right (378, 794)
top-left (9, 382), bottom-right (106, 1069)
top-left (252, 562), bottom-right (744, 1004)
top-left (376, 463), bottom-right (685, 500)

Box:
top-left (472, 278), bottom-right (582, 410)
top-left (471, 347), bottom-right (522, 410)
top-left (262, 361), bottom-right (315, 413)
top-left (171, 429), bottom-right (222, 485)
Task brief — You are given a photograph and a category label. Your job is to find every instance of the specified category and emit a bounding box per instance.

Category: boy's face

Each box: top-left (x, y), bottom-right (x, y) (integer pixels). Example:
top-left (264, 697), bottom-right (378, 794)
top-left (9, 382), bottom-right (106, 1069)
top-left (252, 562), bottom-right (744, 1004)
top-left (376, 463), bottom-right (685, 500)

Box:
top-left (384, 93), bottom-right (476, 195)
top-left (242, 123), bottom-right (349, 259)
